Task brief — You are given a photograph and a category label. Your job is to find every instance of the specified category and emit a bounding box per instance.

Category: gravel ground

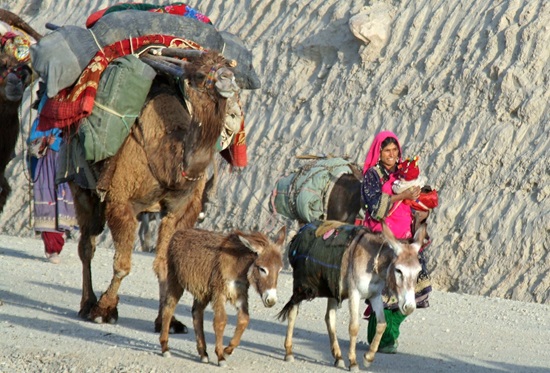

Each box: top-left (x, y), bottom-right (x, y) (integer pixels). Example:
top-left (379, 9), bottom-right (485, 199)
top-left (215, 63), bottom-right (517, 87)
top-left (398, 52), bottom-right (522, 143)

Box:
top-left (1, 234), bottom-right (549, 373)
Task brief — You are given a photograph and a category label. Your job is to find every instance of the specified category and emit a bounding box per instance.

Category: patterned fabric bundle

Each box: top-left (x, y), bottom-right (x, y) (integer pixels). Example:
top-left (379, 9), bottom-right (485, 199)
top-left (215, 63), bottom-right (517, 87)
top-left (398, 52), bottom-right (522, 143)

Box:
top-left (37, 34), bottom-right (202, 131)
top-left (0, 21), bottom-right (36, 62)
top-left (85, 2), bottom-right (213, 28)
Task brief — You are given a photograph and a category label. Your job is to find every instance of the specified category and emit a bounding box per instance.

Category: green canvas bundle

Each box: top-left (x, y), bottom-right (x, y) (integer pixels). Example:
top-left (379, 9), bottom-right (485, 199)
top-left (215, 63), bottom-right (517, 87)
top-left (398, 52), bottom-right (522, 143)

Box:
top-left (270, 157), bottom-right (358, 222)
top-left (78, 54), bottom-right (156, 162)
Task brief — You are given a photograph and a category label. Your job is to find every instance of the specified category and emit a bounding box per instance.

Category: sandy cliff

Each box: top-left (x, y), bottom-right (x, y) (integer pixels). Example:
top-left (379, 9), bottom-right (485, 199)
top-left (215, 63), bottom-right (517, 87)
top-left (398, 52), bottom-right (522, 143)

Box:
top-left (1, 0), bottom-right (548, 303)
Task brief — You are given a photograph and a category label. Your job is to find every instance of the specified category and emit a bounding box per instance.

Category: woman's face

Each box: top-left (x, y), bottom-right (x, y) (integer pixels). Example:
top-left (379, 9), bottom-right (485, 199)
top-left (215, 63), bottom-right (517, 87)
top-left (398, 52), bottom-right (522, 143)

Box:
top-left (379, 143), bottom-right (399, 170)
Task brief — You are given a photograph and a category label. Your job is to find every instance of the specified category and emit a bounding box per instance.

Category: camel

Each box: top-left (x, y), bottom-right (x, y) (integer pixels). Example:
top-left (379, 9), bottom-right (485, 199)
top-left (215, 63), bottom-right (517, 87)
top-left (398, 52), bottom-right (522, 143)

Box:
top-left (0, 10), bottom-right (41, 214)
top-left (70, 50), bottom-right (240, 333)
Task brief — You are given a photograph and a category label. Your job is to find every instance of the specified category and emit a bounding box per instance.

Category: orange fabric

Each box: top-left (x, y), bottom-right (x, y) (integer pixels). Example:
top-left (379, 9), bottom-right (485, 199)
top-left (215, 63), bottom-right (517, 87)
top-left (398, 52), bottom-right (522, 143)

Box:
top-left (403, 189), bottom-right (439, 211)
top-left (230, 117), bottom-right (247, 167)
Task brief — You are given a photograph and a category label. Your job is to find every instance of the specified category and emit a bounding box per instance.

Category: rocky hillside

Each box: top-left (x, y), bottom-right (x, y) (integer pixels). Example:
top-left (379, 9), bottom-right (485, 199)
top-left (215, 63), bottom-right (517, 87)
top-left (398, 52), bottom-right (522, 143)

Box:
top-left (2, 0), bottom-right (548, 303)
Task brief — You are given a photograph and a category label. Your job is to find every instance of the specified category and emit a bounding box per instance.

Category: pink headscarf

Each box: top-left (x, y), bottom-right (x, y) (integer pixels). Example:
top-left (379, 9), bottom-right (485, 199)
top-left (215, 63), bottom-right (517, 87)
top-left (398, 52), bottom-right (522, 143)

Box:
top-left (362, 131), bottom-right (402, 174)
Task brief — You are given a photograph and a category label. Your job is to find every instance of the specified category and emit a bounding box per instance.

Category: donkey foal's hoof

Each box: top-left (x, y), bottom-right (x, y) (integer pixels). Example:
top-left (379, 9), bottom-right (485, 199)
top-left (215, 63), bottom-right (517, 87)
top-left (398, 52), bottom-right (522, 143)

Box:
top-left (162, 351), bottom-right (172, 358)
top-left (334, 359), bottom-right (345, 368)
top-left (284, 354), bottom-right (294, 362)
top-left (349, 364), bottom-right (360, 372)
top-left (200, 356), bottom-right (209, 364)
top-left (218, 360), bottom-right (228, 368)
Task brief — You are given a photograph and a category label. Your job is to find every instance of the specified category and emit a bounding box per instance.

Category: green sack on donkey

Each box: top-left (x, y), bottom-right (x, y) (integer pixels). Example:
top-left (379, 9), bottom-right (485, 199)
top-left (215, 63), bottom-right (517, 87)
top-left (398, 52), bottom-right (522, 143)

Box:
top-left (79, 54), bottom-right (156, 162)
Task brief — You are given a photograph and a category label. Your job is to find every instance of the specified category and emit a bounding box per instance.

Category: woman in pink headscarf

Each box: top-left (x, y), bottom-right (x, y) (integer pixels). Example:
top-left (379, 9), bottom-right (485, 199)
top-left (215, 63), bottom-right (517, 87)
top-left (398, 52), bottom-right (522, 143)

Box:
top-left (361, 131), bottom-right (420, 239)
top-left (361, 130), bottom-right (431, 354)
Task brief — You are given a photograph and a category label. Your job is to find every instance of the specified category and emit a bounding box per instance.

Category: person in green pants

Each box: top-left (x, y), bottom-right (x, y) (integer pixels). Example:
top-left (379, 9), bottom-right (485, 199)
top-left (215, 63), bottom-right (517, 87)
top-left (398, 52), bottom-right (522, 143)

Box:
top-left (360, 131), bottom-right (433, 353)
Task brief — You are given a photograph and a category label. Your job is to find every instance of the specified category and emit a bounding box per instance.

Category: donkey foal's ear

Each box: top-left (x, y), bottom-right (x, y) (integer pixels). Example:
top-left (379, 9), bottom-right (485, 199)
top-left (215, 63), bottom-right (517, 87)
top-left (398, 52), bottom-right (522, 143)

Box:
top-left (274, 226), bottom-right (287, 246)
top-left (238, 235), bottom-right (260, 254)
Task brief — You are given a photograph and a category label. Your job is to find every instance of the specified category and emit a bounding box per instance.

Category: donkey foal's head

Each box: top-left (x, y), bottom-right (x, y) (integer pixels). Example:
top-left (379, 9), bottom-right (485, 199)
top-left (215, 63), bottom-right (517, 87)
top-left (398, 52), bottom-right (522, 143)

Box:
top-left (240, 226), bottom-right (286, 307)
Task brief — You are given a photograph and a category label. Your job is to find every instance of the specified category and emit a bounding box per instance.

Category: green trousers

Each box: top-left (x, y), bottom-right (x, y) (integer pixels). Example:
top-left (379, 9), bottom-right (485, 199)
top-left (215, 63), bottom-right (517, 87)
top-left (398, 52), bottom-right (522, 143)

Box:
top-left (367, 309), bottom-right (407, 347)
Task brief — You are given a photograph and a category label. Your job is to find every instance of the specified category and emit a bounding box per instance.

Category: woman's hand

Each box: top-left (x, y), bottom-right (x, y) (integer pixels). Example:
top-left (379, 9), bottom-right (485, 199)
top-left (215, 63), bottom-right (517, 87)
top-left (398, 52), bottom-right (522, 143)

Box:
top-left (401, 186), bottom-right (421, 201)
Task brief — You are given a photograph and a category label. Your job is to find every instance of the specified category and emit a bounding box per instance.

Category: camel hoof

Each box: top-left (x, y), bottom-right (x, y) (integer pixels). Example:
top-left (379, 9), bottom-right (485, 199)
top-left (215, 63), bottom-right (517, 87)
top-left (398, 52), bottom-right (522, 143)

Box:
top-left (218, 360), bottom-right (228, 368)
top-left (334, 359), bottom-right (345, 368)
top-left (284, 354), bottom-right (294, 362)
top-left (163, 351), bottom-right (171, 358)
top-left (200, 356), bottom-right (209, 364)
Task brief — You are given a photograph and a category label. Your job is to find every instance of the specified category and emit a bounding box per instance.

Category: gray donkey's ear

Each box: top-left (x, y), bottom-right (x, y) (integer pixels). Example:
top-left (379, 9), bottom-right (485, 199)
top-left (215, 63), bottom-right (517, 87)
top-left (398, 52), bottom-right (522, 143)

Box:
top-left (381, 220), bottom-right (403, 256)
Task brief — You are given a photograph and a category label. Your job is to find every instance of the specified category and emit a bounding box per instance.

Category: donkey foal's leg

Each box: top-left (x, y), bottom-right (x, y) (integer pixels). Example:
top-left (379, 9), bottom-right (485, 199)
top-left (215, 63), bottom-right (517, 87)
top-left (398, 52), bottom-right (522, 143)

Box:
top-left (192, 299), bottom-right (210, 363)
top-left (224, 301), bottom-right (250, 357)
top-left (212, 298), bottom-right (229, 367)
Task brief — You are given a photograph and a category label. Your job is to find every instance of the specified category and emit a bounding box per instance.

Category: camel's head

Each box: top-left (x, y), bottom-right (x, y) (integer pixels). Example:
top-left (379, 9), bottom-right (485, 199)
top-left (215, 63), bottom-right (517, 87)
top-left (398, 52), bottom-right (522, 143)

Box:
top-left (187, 51), bottom-right (240, 99)
top-left (0, 53), bottom-right (32, 102)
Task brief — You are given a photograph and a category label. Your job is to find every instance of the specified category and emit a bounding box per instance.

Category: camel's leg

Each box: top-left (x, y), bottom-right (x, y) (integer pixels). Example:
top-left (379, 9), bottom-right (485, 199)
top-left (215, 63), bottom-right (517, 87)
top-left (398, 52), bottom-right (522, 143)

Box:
top-left (70, 183), bottom-right (104, 320)
top-left (347, 291), bottom-right (361, 372)
top-left (91, 202), bottom-right (137, 324)
top-left (223, 297), bottom-right (250, 358)
top-left (77, 228), bottom-right (98, 319)
top-left (154, 179), bottom-right (205, 333)
top-left (159, 278), bottom-right (184, 357)
top-left (283, 305), bottom-right (299, 362)
top-left (153, 210), bottom-right (187, 333)
top-left (211, 296), bottom-right (229, 367)
top-left (325, 298), bottom-right (345, 368)
top-left (363, 298), bottom-right (387, 366)
top-left (192, 298), bottom-right (210, 363)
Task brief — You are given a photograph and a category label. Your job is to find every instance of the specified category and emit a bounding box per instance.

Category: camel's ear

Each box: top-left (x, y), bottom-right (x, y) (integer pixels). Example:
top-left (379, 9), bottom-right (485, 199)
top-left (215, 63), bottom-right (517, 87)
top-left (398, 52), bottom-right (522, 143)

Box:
top-left (274, 226), bottom-right (286, 246)
top-left (238, 235), bottom-right (262, 255)
top-left (381, 220), bottom-right (403, 256)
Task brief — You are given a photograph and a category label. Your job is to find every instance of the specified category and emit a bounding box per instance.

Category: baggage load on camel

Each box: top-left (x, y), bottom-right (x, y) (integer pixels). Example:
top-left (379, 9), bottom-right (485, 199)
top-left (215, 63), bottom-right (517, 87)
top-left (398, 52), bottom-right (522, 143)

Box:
top-left (0, 20), bottom-right (37, 62)
top-left (78, 55), bottom-right (156, 162)
top-left (30, 10), bottom-right (260, 98)
top-left (269, 158), bottom-right (360, 222)
top-left (92, 10), bottom-right (260, 90)
top-left (29, 26), bottom-right (97, 98)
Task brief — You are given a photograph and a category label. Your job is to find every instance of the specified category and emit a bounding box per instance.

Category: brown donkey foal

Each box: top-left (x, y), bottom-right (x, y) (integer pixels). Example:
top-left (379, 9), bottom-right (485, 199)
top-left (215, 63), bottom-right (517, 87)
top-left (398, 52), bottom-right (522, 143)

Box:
top-left (160, 226), bottom-right (286, 366)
